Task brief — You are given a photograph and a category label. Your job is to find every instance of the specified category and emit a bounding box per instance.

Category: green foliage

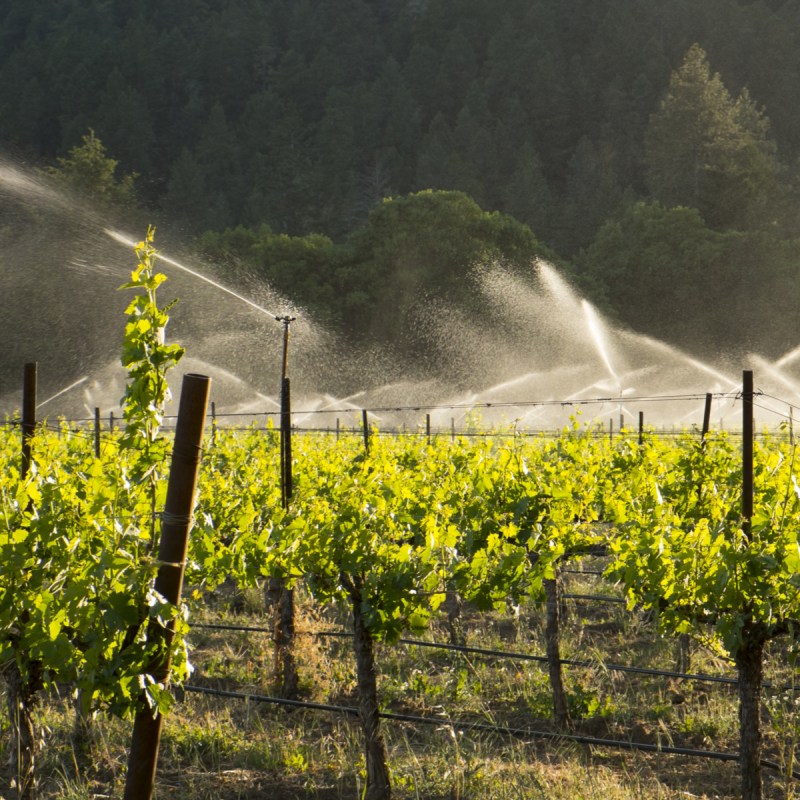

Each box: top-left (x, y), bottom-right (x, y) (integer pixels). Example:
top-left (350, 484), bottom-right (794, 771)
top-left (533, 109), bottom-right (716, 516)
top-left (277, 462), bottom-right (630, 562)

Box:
top-left (578, 197), bottom-right (800, 357)
top-left (44, 129), bottom-right (137, 207)
top-left (200, 190), bottom-right (543, 352)
top-left (5, 4), bottom-right (800, 358)
top-left (191, 424), bottom-right (609, 644)
top-left (119, 226), bottom-right (185, 478)
top-left (645, 44), bottom-right (781, 232)
top-left (338, 189), bottom-right (543, 347)
top-left (0, 228), bottom-right (189, 733)
top-left (576, 201), bottom-right (738, 348)
top-left (606, 433), bottom-right (800, 653)
top-left (199, 224), bottom-right (341, 328)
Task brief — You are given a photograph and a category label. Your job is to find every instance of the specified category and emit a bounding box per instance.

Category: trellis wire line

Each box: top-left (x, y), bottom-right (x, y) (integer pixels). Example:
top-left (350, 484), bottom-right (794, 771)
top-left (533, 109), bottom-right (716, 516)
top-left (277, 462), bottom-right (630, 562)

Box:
top-left (190, 623), bottom-right (743, 688)
top-left (752, 399), bottom-right (796, 423)
top-left (13, 389), bottom-right (751, 429)
top-left (5, 422), bottom-right (212, 461)
top-left (316, 630), bottom-right (746, 688)
top-left (563, 593), bottom-right (626, 604)
top-left (756, 390), bottom-right (800, 410)
top-left (11, 419), bottom-right (109, 441)
top-left (202, 390), bottom-right (742, 421)
top-left (38, 424), bottom-right (121, 448)
top-left (562, 568), bottom-right (605, 576)
top-left (204, 425), bottom-right (751, 442)
top-left (12, 422), bottom-right (724, 443)
top-left (179, 684), bottom-right (798, 778)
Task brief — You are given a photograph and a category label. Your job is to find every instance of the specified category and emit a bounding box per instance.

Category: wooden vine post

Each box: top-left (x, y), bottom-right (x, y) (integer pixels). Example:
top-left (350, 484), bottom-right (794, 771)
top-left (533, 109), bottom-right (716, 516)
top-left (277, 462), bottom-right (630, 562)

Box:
top-left (123, 373), bottom-right (211, 800)
top-left (543, 575), bottom-right (570, 729)
top-left (735, 368), bottom-right (766, 800)
top-left (94, 407), bottom-right (101, 457)
top-left (20, 362), bottom-right (36, 477)
top-left (676, 392), bottom-right (715, 674)
top-left (741, 371), bottom-right (754, 537)
top-left (362, 408), bottom-right (371, 455)
top-left (7, 362), bottom-right (42, 800)
top-left (340, 574), bottom-right (393, 800)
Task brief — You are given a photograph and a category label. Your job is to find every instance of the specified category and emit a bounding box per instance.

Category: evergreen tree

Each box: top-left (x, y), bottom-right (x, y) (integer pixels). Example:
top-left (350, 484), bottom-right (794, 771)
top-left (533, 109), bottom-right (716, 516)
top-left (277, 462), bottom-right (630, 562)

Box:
top-left (161, 148), bottom-right (208, 234)
top-left (194, 102), bottom-right (241, 228)
top-left (559, 136), bottom-right (624, 255)
top-left (44, 129), bottom-right (137, 208)
top-left (415, 113), bottom-right (456, 190)
top-left (373, 57), bottom-right (422, 192)
top-left (313, 87), bottom-right (362, 235)
top-left (433, 26), bottom-right (478, 121)
top-left (97, 68), bottom-right (156, 179)
top-left (501, 140), bottom-right (554, 242)
top-left (645, 43), bottom-right (780, 231)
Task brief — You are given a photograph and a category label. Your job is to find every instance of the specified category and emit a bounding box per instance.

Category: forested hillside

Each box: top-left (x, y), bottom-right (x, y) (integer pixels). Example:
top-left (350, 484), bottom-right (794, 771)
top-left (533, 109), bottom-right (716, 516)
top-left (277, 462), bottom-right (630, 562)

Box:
top-left (2, 0), bottom-right (800, 358)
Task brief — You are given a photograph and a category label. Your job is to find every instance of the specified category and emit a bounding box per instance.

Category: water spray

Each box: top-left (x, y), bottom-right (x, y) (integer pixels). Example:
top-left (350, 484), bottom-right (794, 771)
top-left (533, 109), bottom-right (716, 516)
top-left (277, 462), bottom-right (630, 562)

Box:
top-left (36, 375), bottom-right (88, 410)
top-left (106, 229), bottom-right (283, 320)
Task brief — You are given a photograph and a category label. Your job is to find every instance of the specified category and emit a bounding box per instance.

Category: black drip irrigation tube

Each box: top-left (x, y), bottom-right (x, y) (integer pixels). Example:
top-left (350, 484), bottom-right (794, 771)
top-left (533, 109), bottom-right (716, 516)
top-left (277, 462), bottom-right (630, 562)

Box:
top-left (180, 683), bottom-right (798, 778)
top-left (563, 592), bottom-right (627, 604)
top-left (191, 622), bottom-right (741, 688)
top-left (319, 629), bottom-right (754, 688)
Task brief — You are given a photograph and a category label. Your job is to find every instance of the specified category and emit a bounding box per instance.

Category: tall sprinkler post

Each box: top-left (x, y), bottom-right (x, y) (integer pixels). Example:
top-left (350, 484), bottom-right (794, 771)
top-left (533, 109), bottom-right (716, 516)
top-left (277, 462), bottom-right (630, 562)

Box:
top-left (276, 314), bottom-right (296, 509)
top-left (273, 314), bottom-right (299, 698)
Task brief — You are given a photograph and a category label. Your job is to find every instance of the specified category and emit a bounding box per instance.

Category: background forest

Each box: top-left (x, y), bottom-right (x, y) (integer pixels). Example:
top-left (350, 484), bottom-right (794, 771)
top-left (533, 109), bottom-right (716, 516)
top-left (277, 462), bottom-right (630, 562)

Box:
top-left (2, 0), bottom-right (800, 363)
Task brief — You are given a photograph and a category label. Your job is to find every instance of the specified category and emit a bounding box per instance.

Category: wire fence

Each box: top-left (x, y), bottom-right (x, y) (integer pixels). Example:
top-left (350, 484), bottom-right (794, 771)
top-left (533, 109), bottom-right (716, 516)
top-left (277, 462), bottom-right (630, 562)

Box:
top-left (179, 640), bottom-right (799, 779)
top-left (183, 683), bottom-right (783, 772)
top-left (3, 388), bottom-right (799, 444)
top-left (180, 564), bottom-right (800, 781)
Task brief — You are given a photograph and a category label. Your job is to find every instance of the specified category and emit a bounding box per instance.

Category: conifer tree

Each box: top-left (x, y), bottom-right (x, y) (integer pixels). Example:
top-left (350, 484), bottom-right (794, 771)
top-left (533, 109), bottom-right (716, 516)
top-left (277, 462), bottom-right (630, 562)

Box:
top-left (645, 43), bottom-right (779, 231)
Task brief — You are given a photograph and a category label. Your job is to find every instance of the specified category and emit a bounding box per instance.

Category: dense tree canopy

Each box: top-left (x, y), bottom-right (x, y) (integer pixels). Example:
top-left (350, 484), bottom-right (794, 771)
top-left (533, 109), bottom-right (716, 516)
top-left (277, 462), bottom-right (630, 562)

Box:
top-left (645, 44), bottom-right (781, 232)
top-left (44, 129), bottom-right (137, 208)
top-left (2, 1), bottom-right (800, 244)
top-left (3, 1), bottom-right (800, 359)
top-left (199, 190), bottom-right (544, 350)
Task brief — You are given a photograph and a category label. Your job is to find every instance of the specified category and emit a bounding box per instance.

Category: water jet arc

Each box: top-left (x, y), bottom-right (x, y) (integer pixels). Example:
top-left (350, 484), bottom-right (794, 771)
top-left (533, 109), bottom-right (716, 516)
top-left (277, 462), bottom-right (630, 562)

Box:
top-left (105, 229), bottom-right (286, 321)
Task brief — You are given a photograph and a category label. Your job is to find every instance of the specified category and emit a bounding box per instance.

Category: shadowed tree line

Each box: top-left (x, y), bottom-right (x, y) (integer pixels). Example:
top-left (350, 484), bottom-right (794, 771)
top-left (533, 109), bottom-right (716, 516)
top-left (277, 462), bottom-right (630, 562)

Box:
top-left (4, 1), bottom-right (800, 359)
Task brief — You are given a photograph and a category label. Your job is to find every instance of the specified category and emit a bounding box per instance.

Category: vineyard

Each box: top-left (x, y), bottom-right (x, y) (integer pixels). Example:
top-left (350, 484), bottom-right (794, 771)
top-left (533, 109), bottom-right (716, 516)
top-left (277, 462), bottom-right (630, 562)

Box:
top-left (2, 235), bottom-right (800, 800)
top-left (2, 393), bottom-right (800, 799)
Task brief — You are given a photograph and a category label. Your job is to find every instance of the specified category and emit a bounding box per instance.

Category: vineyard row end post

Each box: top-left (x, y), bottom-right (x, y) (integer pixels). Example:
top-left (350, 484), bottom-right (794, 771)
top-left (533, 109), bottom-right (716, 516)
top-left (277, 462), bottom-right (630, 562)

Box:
top-left (123, 373), bottom-right (211, 800)
top-left (21, 362), bottom-right (36, 478)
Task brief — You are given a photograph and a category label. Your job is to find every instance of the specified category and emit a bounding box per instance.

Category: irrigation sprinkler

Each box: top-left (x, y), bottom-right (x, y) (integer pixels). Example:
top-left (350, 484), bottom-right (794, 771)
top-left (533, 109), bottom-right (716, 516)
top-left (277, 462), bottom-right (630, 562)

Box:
top-left (273, 314), bottom-right (299, 699)
top-left (276, 314), bottom-right (296, 509)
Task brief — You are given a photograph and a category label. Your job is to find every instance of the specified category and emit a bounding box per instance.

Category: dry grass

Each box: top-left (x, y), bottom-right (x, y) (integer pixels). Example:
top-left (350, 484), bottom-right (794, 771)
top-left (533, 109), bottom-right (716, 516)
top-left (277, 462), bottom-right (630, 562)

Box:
top-left (2, 571), bottom-right (799, 799)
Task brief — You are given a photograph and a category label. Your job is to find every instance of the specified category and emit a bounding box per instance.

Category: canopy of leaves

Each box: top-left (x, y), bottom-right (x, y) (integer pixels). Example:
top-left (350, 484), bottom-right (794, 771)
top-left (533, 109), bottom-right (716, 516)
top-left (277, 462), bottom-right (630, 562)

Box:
top-left (645, 43), bottom-right (781, 231)
top-left (201, 190), bottom-right (544, 354)
top-left (44, 129), bottom-right (137, 208)
top-left (3, 0), bottom-right (800, 248)
top-left (3, 4), bottom-right (800, 359)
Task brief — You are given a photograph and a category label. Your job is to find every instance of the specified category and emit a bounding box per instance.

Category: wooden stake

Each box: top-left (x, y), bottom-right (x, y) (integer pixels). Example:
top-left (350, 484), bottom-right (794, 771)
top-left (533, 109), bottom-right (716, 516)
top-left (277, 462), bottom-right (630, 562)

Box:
top-left (742, 370), bottom-right (754, 539)
top-left (702, 393), bottom-right (712, 444)
top-left (94, 407), bottom-right (101, 458)
top-left (21, 363), bottom-right (36, 478)
top-left (123, 373), bottom-right (210, 800)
